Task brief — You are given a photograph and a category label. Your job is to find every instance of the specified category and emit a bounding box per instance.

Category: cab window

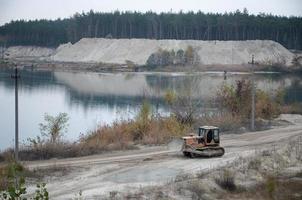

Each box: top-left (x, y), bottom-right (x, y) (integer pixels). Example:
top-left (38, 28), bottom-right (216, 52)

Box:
top-left (213, 129), bottom-right (219, 142)
top-left (199, 128), bottom-right (206, 137)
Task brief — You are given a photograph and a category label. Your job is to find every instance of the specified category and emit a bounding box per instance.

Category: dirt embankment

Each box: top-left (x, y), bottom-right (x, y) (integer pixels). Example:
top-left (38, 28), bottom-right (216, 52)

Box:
top-left (3, 39), bottom-right (296, 68)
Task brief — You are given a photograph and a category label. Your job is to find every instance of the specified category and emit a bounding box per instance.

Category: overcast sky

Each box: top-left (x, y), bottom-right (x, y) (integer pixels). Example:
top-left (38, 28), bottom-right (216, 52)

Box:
top-left (0, 0), bottom-right (301, 25)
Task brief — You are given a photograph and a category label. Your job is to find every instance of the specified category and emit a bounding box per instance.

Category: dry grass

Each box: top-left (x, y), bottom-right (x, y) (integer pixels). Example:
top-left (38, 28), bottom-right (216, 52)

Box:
top-left (198, 112), bottom-right (243, 132)
top-left (0, 164), bottom-right (8, 191)
top-left (223, 176), bottom-right (302, 200)
top-left (81, 116), bottom-right (190, 151)
top-left (0, 115), bottom-right (190, 161)
top-left (79, 101), bottom-right (190, 155)
top-left (281, 103), bottom-right (302, 115)
top-left (80, 120), bottom-right (137, 152)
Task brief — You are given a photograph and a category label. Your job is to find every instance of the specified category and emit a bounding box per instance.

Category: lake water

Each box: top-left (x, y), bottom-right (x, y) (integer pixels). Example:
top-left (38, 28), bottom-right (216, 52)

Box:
top-left (0, 68), bottom-right (301, 150)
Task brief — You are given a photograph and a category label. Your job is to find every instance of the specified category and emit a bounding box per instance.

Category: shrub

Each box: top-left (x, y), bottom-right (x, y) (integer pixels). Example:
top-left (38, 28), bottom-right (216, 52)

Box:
top-left (215, 170), bottom-right (236, 191)
top-left (217, 79), bottom-right (282, 121)
top-left (198, 112), bottom-right (243, 132)
top-left (164, 79), bottom-right (202, 126)
top-left (248, 158), bottom-right (262, 170)
top-left (39, 112), bottom-right (69, 144)
top-left (82, 115), bottom-right (190, 149)
top-left (183, 180), bottom-right (205, 200)
top-left (256, 90), bottom-right (280, 119)
top-left (142, 116), bottom-right (190, 145)
top-left (217, 79), bottom-right (252, 118)
top-left (265, 176), bottom-right (276, 199)
top-left (132, 101), bottom-right (152, 140)
top-left (80, 100), bottom-right (190, 149)
top-left (21, 113), bottom-right (72, 160)
top-left (0, 160), bottom-right (49, 199)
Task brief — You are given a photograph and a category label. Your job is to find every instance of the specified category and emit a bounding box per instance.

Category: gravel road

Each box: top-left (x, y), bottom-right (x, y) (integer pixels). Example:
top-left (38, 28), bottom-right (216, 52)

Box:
top-left (25, 114), bottom-right (302, 199)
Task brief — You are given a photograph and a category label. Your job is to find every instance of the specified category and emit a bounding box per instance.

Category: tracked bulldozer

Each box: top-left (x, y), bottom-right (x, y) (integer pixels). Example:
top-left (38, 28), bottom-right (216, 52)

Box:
top-left (182, 126), bottom-right (225, 158)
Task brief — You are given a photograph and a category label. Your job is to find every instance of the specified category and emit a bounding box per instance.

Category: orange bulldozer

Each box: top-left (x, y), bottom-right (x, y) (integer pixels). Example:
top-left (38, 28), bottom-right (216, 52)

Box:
top-left (181, 126), bottom-right (225, 158)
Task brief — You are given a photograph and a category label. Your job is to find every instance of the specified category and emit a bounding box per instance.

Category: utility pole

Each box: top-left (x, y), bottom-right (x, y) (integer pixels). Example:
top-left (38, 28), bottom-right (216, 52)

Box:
top-left (0, 45), bottom-right (2, 60)
top-left (11, 67), bottom-right (20, 161)
top-left (251, 55), bottom-right (255, 131)
top-left (0, 44), bottom-right (3, 60)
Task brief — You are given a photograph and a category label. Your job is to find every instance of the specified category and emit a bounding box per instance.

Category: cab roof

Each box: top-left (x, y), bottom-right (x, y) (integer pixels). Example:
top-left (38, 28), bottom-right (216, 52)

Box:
top-left (199, 126), bottom-right (219, 130)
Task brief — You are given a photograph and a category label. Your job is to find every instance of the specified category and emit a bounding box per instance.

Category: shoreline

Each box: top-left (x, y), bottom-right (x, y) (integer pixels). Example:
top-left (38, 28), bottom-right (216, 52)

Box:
top-left (1, 58), bottom-right (301, 74)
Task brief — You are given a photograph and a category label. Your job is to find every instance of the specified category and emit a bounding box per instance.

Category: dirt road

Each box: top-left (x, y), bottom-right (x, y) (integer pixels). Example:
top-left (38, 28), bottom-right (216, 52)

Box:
top-left (25, 114), bottom-right (302, 199)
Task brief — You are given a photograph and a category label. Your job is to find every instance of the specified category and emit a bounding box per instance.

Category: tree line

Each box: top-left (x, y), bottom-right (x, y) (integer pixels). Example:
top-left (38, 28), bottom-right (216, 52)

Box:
top-left (0, 9), bottom-right (301, 49)
top-left (147, 46), bottom-right (198, 67)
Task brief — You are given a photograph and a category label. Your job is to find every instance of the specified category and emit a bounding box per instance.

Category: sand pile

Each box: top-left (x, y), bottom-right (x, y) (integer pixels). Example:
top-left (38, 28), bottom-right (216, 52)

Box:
top-left (52, 38), bottom-right (294, 66)
top-left (3, 39), bottom-right (294, 66)
top-left (4, 46), bottom-right (55, 60)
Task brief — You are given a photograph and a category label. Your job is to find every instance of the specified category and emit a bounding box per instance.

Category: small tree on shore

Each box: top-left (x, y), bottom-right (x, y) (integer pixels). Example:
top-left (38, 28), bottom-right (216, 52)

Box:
top-left (175, 49), bottom-right (185, 65)
top-left (39, 113), bottom-right (69, 144)
top-left (164, 78), bottom-right (202, 126)
top-left (184, 45), bottom-right (194, 64)
top-left (133, 101), bottom-right (152, 140)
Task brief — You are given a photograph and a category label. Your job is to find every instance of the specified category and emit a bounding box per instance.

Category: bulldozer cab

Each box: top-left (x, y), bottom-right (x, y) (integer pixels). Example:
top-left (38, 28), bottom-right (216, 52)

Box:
top-left (198, 126), bottom-right (220, 145)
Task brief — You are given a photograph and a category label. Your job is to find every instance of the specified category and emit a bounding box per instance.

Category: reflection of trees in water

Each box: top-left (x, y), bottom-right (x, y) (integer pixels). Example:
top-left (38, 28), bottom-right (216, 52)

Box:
top-left (0, 68), bottom-right (167, 112)
top-left (1, 68), bottom-right (301, 110)
top-left (65, 88), bottom-right (166, 111)
top-left (253, 74), bottom-right (302, 104)
top-left (145, 75), bottom-right (203, 97)
top-left (0, 68), bottom-right (59, 90)
top-left (146, 73), bottom-right (302, 105)
top-left (284, 78), bottom-right (302, 103)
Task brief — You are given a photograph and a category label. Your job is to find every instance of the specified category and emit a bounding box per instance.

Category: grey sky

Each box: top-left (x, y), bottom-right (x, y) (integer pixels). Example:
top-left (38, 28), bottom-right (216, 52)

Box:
top-left (0, 0), bottom-right (301, 25)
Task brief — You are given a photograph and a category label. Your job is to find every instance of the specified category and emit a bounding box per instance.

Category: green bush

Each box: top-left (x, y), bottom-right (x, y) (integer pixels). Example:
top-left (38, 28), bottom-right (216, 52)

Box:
top-left (0, 160), bottom-right (49, 200)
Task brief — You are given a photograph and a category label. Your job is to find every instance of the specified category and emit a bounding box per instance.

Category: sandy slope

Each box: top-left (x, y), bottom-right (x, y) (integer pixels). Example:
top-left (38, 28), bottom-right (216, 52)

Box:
top-left (52, 39), bottom-right (294, 66)
top-left (24, 114), bottom-right (302, 199)
top-left (4, 46), bottom-right (55, 60)
top-left (3, 39), bottom-right (294, 66)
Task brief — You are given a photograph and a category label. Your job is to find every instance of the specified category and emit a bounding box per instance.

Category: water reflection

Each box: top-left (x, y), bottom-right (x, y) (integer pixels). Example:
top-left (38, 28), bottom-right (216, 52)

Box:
top-left (0, 67), bottom-right (301, 149)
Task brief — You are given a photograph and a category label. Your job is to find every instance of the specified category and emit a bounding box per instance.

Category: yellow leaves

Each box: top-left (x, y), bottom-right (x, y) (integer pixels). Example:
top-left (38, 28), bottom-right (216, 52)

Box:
top-left (164, 90), bottom-right (176, 105)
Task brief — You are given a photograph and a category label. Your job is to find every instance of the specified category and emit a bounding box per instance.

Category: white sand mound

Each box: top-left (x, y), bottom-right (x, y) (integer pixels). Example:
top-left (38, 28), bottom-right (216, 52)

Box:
top-left (4, 46), bottom-right (55, 60)
top-left (52, 38), bottom-right (294, 66)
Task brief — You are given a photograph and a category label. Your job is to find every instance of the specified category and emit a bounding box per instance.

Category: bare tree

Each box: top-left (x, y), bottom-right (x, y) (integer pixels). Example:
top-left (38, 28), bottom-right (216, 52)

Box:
top-left (165, 77), bottom-right (202, 125)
